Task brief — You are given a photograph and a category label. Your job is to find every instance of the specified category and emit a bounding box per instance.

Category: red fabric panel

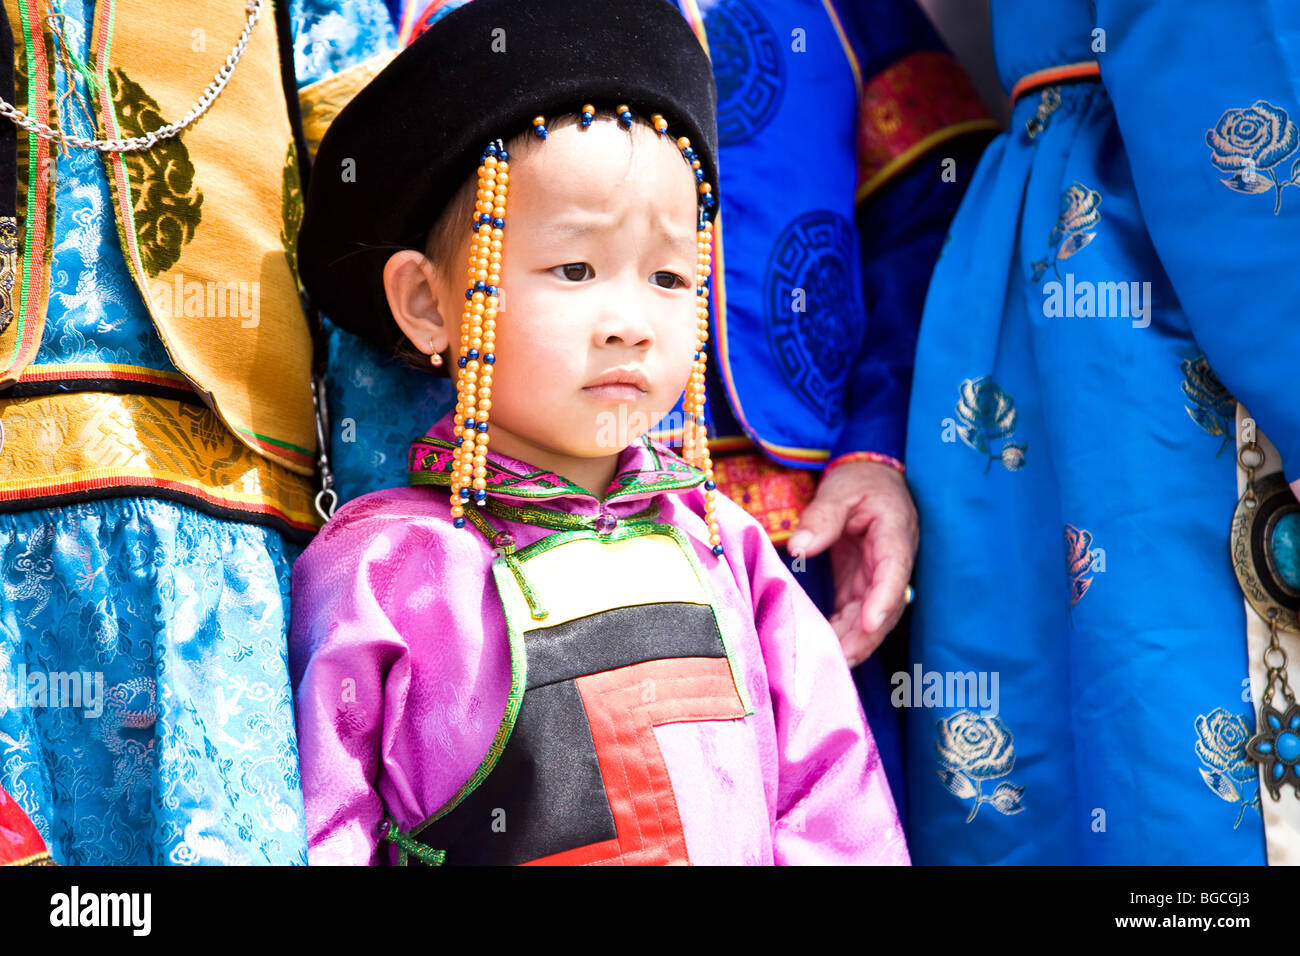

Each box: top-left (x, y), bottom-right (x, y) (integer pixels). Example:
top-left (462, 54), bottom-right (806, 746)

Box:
top-left (524, 657), bottom-right (746, 866)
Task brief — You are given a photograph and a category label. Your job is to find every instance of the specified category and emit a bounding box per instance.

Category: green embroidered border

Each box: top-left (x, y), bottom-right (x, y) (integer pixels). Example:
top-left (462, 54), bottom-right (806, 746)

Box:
top-left (12, 0), bottom-right (39, 368)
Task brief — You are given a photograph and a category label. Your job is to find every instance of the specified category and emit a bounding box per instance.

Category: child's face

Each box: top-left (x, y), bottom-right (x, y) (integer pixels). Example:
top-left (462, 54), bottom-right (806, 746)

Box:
top-left (439, 119), bottom-right (701, 465)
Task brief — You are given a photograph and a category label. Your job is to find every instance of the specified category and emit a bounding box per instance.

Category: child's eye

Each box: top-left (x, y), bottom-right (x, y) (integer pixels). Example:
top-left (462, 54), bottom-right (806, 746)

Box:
top-left (550, 263), bottom-right (593, 281)
top-left (651, 272), bottom-right (688, 290)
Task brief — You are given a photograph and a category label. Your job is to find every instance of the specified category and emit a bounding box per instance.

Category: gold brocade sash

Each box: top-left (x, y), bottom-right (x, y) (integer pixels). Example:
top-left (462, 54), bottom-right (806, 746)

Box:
top-left (0, 0), bottom-right (317, 477)
top-left (0, 389), bottom-right (320, 539)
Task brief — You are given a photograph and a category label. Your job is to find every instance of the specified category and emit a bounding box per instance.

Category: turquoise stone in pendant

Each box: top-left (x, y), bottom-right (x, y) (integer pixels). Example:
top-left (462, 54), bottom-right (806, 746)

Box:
top-left (1270, 512), bottom-right (1300, 589)
top-left (1277, 731), bottom-right (1300, 763)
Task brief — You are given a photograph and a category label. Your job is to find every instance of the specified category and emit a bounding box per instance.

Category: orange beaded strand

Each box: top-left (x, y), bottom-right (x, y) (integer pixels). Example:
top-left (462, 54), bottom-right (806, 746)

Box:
top-left (450, 140), bottom-right (508, 526)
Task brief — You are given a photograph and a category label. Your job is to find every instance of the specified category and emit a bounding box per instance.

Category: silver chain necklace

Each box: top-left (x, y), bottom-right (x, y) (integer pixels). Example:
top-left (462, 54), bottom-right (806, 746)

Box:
top-left (0, 0), bottom-right (262, 153)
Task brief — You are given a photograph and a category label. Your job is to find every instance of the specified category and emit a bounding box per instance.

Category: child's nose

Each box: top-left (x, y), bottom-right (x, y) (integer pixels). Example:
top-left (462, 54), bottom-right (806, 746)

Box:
top-left (594, 292), bottom-right (656, 349)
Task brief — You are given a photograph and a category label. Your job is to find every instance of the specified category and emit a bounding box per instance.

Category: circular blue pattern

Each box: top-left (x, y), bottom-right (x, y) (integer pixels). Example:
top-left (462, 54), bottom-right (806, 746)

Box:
top-left (764, 211), bottom-right (864, 426)
top-left (1270, 511), bottom-right (1300, 589)
top-left (702, 0), bottom-right (785, 146)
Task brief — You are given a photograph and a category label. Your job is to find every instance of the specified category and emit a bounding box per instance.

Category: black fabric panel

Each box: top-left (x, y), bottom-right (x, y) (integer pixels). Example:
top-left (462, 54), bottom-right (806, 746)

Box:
top-left (413, 678), bottom-right (616, 866)
top-left (524, 601), bottom-right (724, 690)
top-left (0, 1), bottom-right (14, 221)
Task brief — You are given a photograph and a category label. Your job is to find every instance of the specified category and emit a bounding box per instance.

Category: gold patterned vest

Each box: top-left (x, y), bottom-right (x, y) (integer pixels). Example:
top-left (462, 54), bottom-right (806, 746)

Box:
top-left (0, 0), bottom-right (320, 538)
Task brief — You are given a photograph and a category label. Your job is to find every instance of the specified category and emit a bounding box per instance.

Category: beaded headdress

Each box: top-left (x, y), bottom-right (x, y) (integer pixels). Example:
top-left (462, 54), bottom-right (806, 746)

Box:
top-left (448, 104), bottom-right (723, 554)
top-left (298, 0), bottom-right (722, 543)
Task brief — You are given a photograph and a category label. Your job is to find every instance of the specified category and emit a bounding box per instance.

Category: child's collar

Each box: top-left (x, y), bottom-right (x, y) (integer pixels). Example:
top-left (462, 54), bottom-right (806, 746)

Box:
top-left (408, 408), bottom-right (705, 509)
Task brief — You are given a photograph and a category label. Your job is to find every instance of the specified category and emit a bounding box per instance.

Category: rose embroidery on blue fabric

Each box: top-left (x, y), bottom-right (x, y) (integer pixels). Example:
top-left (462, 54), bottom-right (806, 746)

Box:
top-left (1031, 181), bottom-right (1101, 282)
top-left (1180, 355), bottom-right (1237, 456)
top-left (1195, 707), bottom-right (1262, 829)
top-left (1206, 99), bottom-right (1300, 214)
top-left (936, 711), bottom-right (1026, 822)
top-left (1063, 524), bottom-right (1095, 607)
top-left (955, 377), bottom-right (1026, 473)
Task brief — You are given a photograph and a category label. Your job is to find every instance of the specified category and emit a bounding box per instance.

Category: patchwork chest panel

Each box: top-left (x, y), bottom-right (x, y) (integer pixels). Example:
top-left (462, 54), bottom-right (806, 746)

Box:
top-left (409, 528), bottom-right (752, 866)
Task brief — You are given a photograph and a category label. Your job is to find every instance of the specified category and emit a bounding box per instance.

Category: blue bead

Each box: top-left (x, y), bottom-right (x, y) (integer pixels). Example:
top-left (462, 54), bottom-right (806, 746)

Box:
top-left (1260, 740), bottom-right (1274, 753)
top-left (1277, 731), bottom-right (1300, 763)
top-left (465, 288), bottom-right (474, 300)
top-left (468, 348), bottom-right (479, 360)
top-left (474, 280), bottom-right (486, 291)
top-left (486, 142), bottom-right (499, 156)
top-left (464, 418), bottom-right (475, 429)
top-left (535, 127), bottom-right (547, 139)
top-left (459, 487), bottom-right (471, 500)
top-left (500, 149), bottom-right (509, 161)
top-left (487, 285), bottom-right (499, 297)
top-left (704, 480), bottom-right (716, 491)
top-left (477, 421), bottom-right (489, 432)
top-left (492, 217), bottom-right (505, 229)
top-left (712, 544), bottom-right (724, 556)
top-left (695, 169), bottom-right (705, 182)
top-left (697, 286), bottom-right (708, 296)
top-left (1270, 713), bottom-right (1283, 731)
top-left (480, 213), bottom-right (491, 223)
top-left (454, 435), bottom-right (463, 446)
top-left (474, 490), bottom-right (487, 503)
top-left (1292, 714), bottom-right (1300, 730)
top-left (472, 221), bottom-right (481, 232)
top-left (484, 353), bottom-right (495, 364)
top-left (1275, 761), bottom-right (1287, 780)
top-left (453, 516), bottom-right (466, 528)
top-left (458, 356), bottom-right (467, 368)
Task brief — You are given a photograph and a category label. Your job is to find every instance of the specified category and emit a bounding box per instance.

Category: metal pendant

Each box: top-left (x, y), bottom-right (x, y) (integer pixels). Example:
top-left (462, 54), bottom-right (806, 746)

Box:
top-left (1231, 471), bottom-right (1300, 626)
top-left (1232, 466), bottom-right (1300, 799)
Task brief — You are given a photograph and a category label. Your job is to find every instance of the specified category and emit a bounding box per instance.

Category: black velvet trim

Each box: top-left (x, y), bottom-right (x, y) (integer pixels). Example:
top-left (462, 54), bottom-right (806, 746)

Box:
top-left (0, 483), bottom-right (316, 546)
top-left (4, 378), bottom-right (206, 405)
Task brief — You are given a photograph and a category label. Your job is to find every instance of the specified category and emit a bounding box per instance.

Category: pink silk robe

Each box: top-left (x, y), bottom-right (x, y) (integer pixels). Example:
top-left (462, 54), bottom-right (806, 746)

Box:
top-left (289, 408), bottom-right (908, 865)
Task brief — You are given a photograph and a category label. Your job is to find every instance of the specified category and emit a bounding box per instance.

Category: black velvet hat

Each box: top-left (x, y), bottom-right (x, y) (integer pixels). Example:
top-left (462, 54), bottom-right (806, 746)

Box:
top-left (298, 0), bottom-right (720, 353)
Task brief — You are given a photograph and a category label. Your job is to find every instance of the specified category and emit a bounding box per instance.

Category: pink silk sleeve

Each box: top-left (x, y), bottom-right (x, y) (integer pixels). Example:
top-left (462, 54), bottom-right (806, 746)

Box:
top-left (288, 494), bottom-right (510, 866)
top-left (289, 508), bottom-right (411, 865)
top-left (717, 494), bottom-right (910, 865)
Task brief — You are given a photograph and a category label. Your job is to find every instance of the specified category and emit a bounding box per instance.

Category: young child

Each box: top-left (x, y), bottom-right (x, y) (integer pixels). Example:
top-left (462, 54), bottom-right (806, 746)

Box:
top-left (290, 0), bottom-right (907, 866)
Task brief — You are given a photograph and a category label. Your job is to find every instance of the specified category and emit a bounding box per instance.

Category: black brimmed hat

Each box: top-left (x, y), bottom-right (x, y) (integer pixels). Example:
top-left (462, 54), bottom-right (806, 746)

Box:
top-left (298, 0), bottom-right (720, 353)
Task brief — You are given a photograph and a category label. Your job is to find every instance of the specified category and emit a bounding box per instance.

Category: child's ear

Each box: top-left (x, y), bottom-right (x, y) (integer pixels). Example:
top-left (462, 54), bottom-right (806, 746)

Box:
top-left (383, 249), bottom-right (454, 357)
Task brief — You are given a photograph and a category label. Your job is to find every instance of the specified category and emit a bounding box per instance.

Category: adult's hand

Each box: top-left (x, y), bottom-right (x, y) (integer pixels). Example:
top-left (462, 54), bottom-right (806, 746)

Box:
top-left (786, 461), bottom-right (918, 667)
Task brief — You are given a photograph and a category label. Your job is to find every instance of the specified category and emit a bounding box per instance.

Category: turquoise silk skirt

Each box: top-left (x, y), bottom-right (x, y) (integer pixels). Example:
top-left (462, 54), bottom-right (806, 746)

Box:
top-left (0, 499), bottom-right (308, 865)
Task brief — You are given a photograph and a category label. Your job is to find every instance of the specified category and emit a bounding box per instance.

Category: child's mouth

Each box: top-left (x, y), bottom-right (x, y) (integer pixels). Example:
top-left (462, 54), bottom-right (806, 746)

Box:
top-left (582, 384), bottom-right (646, 402)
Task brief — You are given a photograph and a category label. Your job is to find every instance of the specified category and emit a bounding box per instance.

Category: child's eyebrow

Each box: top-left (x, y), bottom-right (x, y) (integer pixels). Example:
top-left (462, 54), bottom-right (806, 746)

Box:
top-left (540, 219), bottom-right (695, 258)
